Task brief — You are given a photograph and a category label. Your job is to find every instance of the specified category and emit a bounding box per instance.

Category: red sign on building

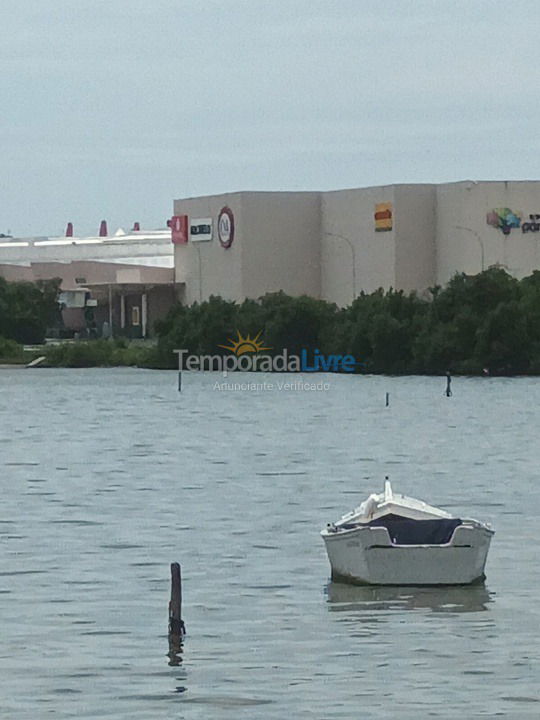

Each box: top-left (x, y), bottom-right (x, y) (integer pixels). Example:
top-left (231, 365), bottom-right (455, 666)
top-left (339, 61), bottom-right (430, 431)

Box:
top-left (170, 215), bottom-right (189, 244)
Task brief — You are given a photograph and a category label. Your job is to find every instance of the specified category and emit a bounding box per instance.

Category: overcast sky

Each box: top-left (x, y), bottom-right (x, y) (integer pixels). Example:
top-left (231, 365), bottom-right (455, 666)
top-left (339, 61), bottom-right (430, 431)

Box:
top-left (2, 0), bottom-right (540, 236)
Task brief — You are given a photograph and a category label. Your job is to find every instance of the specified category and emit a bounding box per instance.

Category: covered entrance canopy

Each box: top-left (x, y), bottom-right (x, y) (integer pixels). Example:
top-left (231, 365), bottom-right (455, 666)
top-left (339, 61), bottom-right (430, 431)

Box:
top-left (82, 266), bottom-right (180, 338)
top-left (0, 259), bottom-right (181, 338)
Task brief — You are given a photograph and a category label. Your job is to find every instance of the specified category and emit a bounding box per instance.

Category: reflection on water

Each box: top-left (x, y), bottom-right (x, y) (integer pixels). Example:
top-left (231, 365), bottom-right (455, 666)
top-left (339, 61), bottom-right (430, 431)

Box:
top-left (327, 581), bottom-right (493, 613)
top-left (167, 636), bottom-right (184, 667)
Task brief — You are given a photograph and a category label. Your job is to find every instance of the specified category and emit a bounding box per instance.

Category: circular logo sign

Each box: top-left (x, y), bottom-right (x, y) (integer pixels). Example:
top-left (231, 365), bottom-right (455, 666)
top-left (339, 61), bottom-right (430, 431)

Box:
top-left (218, 206), bottom-right (234, 248)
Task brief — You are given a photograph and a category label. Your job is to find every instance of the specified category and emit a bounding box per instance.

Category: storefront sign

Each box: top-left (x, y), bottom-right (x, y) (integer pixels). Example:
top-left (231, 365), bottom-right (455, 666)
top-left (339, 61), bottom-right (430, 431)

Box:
top-left (190, 218), bottom-right (213, 242)
top-left (218, 207), bottom-right (235, 248)
top-left (486, 208), bottom-right (540, 235)
top-left (170, 215), bottom-right (189, 244)
top-left (521, 214), bottom-right (540, 233)
top-left (374, 203), bottom-right (392, 232)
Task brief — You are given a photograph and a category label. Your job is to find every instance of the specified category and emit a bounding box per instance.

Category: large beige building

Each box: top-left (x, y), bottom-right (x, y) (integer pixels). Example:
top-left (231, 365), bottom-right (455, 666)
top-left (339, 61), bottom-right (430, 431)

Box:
top-left (173, 191), bottom-right (321, 304)
top-left (173, 181), bottom-right (540, 306)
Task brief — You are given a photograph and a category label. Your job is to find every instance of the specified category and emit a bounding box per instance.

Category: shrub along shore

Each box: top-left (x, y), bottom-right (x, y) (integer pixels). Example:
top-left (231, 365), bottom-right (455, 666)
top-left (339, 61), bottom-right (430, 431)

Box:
top-left (2, 268), bottom-right (540, 374)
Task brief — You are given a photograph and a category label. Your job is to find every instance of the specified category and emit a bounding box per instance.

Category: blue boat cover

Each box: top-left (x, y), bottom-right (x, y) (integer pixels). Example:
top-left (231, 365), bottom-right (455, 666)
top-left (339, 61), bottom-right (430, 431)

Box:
top-left (367, 514), bottom-right (462, 545)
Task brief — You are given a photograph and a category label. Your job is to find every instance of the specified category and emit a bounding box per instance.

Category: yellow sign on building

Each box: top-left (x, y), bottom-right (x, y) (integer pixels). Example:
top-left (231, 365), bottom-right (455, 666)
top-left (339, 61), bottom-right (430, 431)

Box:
top-left (374, 202), bottom-right (393, 232)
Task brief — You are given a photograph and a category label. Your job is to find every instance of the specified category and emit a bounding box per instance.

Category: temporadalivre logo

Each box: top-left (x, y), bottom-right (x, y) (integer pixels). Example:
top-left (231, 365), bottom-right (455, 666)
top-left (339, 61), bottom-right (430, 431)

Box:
top-left (174, 330), bottom-right (357, 373)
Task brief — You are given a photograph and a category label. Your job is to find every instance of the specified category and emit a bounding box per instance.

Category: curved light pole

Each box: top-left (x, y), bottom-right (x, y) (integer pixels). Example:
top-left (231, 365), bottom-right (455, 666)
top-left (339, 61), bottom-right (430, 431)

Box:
top-left (194, 242), bottom-right (203, 302)
top-left (324, 231), bottom-right (357, 300)
top-left (453, 225), bottom-right (485, 272)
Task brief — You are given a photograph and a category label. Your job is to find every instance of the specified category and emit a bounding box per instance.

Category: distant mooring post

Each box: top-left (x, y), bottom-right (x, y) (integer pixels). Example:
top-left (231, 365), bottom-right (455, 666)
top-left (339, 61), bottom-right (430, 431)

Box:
top-left (173, 350), bottom-right (183, 392)
top-left (445, 371), bottom-right (452, 397)
top-left (168, 562), bottom-right (185, 665)
top-left (385, 392), bottom-right (390, 407)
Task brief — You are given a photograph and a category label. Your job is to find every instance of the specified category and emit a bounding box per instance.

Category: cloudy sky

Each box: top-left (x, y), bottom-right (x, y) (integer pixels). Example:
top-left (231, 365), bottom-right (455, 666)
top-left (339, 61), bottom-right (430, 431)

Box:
top-left (2, 0), bottom-right (539, 236)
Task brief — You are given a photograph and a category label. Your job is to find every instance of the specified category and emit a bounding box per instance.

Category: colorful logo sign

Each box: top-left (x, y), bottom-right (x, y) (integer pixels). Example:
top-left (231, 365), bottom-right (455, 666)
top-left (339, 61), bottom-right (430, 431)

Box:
top-left (486, 208), bottom-right (521, 235)
top-left (374, 203), bottom-right (392, 232)
top-left (218, 206), bottom-right (235, 248)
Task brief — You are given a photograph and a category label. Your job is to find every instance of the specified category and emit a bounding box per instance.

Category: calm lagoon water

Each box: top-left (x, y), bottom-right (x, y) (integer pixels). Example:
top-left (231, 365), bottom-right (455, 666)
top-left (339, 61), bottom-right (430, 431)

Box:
top-left (1, 369), bottom-right (539, 718)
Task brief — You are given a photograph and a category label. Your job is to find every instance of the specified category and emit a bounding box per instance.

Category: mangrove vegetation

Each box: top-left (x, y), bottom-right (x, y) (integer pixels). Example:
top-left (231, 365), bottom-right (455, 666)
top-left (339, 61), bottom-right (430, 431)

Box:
top-left (2, 268), bottom-right (540, 374)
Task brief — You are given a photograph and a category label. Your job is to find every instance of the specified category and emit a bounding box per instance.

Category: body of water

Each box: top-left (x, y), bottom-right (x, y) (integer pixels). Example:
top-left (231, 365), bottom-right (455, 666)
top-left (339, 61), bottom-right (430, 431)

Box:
top-left (1, 369), bottom-right (539, 718)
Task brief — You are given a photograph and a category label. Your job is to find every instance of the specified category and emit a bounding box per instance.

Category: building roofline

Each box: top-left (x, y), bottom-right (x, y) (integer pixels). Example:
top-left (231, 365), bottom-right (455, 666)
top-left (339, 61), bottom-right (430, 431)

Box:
top-left (174, 189), bottom-right (321, 202)
top-left (174, 179), bottom-right (540, 204)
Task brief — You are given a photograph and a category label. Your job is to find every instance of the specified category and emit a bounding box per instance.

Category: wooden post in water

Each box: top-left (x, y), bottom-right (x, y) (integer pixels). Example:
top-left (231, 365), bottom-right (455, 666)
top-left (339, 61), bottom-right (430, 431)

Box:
top-left (169, 562), bottom-right (185, 636)
top-left (168, 562), bottom-right (185, 664)
top-left (174, 349), bottom-right (183, 392)
top-left (385, 392), bottom-right (390, 407)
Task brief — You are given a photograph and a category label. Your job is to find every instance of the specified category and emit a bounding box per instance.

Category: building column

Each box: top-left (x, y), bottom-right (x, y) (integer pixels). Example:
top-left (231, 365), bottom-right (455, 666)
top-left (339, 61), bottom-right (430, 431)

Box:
top-left (108, 284), bottom-right (113, 337)
top-left (141, 292), bottom-right (147, 338)
top-left (120, 293), bottom-right (125, 330)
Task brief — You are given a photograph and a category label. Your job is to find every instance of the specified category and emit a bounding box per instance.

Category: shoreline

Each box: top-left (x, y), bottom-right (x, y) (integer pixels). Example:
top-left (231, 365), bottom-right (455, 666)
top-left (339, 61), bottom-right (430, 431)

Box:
top-left (2, 363), bottom-right (539, 378)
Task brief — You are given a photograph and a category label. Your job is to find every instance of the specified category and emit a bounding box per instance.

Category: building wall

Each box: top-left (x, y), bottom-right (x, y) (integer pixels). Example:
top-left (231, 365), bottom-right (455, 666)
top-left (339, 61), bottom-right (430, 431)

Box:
top-left (29, 260), bottom-right (120, 287)
top-left (240, 192), bottom-right (321, 299)
top-left (171, 181), bottom-right (540, 308)
top-left (436, 181), bottom-right (540, 286)
top-left (173, 193), bottom-right (244, 304)
top-left (321, 186), bottom-right (396, 306)
top-left (174, 191), bottom-right (320, 303)
top-left (0, 260), bottom-right (174, 290)
top-left (0, 264), bottom-right (34, 281)
top-left (394, 185), bottom-right (437, 294)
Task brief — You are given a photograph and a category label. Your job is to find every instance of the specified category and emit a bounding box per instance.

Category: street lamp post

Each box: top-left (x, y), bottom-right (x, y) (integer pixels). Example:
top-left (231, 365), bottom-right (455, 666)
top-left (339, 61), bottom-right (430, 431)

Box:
top-left (324, 231), bottom-right (357, 301)
top-left (453, 225), bottom-right (485, 272)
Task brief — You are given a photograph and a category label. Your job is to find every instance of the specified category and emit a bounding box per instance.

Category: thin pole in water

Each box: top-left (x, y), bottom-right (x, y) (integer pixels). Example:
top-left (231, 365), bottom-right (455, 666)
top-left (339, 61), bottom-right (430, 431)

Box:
top-left (173, 350), bottom-right (184, 392)
top-left (169, 563), bottom-right (184, 635)
top-left (168, 562), bottom-right (185, 665)
top-left (445, 371), bottom-right (452, 397)
top-left (385, 392), bottom-right (390, 407)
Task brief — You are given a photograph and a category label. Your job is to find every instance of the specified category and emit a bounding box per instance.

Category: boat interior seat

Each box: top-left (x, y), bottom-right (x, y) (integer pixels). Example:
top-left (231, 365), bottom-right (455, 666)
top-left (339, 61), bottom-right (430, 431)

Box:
top-left (367, 514), bottom-right (462, 545)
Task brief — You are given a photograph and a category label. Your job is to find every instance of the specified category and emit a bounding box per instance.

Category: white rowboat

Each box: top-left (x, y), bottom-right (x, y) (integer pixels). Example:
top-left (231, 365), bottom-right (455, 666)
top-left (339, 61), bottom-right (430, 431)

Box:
top-left (321, 479), bottom-right (494, 586)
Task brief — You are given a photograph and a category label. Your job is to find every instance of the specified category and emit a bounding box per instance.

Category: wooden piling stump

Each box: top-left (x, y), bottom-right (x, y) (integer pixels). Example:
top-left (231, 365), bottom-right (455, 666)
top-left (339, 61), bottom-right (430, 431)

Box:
top-left (169, 562), bottom-right (185, 637)
top-left (168, 562), bottom-right (185, 665)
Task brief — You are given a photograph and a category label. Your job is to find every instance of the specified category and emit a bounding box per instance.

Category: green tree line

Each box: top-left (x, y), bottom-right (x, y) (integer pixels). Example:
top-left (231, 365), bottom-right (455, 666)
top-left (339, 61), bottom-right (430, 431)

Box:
top-left (0, 277), bottom-right (61, 345)
top-left (3, 269), bottom-right (540, 374)
top-left (156, 268), bottom-right (540, 375)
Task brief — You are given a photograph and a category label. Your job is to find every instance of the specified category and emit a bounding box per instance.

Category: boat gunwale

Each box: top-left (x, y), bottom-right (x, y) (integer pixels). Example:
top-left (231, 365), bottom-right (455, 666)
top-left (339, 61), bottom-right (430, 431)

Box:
top-left (321, 519), bottom-right (495, 546)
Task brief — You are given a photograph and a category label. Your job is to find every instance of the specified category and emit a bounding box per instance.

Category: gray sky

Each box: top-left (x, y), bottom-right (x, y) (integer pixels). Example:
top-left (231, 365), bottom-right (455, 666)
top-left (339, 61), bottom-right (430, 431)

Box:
top-left (2, 0), bottom-right (539, 237)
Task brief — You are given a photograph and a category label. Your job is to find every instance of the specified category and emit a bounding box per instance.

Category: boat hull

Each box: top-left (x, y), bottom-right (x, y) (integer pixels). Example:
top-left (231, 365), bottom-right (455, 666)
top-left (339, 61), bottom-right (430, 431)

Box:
top-left (322, 524), bottom-right (493, 586)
